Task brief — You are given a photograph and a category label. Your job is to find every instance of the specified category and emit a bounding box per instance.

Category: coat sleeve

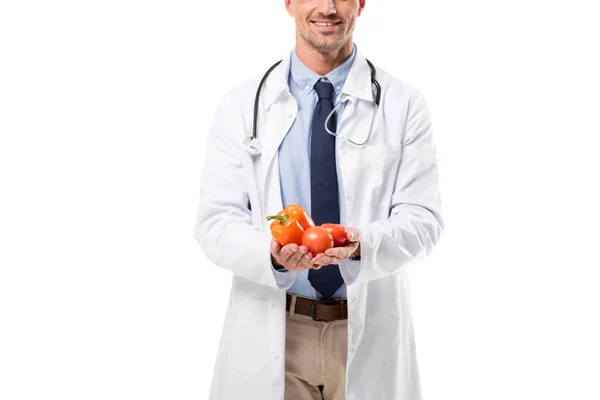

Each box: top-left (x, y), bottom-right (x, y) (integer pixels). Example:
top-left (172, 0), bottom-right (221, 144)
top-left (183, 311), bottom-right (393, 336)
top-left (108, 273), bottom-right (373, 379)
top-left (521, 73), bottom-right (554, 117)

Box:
top-left (194, 94), bottom-right (297, 290)
top-left (342, 91), bottom-right (445, 286)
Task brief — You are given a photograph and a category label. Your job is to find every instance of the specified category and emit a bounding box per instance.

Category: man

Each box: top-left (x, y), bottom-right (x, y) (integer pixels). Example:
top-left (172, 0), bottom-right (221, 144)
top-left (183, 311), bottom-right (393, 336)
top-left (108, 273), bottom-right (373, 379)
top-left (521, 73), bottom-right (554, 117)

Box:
top-left (194, 0), bottom-right (444, 399)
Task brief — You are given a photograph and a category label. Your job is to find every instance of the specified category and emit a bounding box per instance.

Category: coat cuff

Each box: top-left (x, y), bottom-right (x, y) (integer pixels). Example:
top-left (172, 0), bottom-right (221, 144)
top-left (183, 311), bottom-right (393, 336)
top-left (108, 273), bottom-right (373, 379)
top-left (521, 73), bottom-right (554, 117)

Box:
top-left (339, 259), bottom-right (362, 286)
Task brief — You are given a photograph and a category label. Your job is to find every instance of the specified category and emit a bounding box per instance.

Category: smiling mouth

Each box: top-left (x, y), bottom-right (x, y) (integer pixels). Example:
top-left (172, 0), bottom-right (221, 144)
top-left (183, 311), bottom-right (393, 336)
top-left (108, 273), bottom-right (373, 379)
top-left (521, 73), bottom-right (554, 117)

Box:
top-left (311, 21), bottom-right (342, 28)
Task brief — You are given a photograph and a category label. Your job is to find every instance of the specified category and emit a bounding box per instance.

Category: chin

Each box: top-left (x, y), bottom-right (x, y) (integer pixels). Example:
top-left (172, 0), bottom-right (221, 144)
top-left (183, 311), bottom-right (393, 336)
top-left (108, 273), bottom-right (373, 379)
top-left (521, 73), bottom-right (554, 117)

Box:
top-left (308, 36), bottom-right (345, 53)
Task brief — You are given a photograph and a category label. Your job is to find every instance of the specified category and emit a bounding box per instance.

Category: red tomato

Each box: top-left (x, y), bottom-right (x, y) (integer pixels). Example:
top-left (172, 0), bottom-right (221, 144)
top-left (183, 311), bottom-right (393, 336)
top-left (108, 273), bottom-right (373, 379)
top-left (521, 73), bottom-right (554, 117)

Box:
top-left (321, 223), bottom-right (348, 246)
top-left (302, 226), bottom-right (334, 255)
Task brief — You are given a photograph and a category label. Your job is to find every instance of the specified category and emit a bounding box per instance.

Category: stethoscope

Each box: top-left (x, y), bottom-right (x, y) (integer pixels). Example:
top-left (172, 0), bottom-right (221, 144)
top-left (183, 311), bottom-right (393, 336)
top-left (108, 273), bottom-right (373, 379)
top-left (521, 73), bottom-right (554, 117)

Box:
top-left (243, 58), bottom-right (381, 156)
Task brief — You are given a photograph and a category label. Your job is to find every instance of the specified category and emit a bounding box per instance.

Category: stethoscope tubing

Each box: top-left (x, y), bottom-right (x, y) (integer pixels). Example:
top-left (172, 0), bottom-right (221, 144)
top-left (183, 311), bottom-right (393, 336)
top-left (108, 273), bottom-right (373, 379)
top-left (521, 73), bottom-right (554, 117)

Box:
top-left (246, 58), bottom-right (380, 154)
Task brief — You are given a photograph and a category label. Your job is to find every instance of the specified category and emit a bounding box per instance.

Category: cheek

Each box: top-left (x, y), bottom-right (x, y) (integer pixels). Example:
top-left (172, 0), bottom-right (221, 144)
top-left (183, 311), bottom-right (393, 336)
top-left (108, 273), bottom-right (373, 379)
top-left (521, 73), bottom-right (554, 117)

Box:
top-left (346, 17), bottom-right (356, 31)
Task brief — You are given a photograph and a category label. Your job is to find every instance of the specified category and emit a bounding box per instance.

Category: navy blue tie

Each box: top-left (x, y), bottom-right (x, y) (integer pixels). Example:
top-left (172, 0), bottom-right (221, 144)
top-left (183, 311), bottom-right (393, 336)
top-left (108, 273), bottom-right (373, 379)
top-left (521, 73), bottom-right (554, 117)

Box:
top-left (308, 80), bottom-right (344, 299)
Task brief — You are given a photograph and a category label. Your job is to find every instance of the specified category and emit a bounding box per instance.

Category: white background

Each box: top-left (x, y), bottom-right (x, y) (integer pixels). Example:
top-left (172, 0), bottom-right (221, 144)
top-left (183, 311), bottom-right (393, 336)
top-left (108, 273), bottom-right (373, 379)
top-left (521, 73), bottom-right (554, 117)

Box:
top-left (1, 0), bottom-right (599, 399)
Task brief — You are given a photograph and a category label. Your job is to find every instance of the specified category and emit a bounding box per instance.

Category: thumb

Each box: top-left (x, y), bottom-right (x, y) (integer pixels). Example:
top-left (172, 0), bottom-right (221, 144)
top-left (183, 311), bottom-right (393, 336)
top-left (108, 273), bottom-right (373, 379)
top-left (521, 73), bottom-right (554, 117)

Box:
top-left (271, 239), bottom-right (282, 254)
top-left (347, 228), bottom-right (361, 243)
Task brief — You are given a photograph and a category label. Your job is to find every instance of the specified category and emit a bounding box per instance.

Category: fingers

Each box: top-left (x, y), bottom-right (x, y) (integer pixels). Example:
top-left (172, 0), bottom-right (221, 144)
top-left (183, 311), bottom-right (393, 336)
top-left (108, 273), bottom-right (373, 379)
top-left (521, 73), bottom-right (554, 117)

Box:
top-left (311, 240), bottom-right (360, 265)
top-left (273, 243), bottom-right (315, 271)
top-left (324, 248), bottom-right (345, 259)
top-left (296, 246), bottom-right (315, 268)
top-left (286, 245), bottom-right (306, 266)
top-left (278, 243), bottom-right (298, 266)
top-left (272, 241), bottom-right (360, 271)
top-left (311, 254), bottom-right (343, 266)
top-left (271, 240), bottom-right (294, 266)
top-left (295, 251), bottom-right (315, 270)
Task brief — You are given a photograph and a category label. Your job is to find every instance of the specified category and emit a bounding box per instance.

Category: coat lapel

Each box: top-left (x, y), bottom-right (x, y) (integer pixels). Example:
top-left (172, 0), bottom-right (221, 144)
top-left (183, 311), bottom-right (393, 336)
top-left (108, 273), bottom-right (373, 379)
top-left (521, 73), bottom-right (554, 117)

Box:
top-left (254, 54), bottom-right (298, 228)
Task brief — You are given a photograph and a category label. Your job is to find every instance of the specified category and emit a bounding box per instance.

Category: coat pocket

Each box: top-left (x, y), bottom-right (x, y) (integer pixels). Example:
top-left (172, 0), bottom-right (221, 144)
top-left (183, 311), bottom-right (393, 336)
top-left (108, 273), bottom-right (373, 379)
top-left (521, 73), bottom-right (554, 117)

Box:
top-left (229, 296), bottom-right (270, 375)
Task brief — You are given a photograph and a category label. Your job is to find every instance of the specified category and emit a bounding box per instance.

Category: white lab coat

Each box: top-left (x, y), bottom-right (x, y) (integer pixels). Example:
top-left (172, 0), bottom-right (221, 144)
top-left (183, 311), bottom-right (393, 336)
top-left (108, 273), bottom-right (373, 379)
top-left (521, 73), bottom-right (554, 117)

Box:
top-left (194, 49), bottom-right (444, 400)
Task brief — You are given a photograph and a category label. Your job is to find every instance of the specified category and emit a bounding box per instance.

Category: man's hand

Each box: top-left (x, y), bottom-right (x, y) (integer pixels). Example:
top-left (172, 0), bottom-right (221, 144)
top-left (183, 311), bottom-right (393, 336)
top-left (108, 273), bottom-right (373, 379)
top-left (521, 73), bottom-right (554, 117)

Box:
top-left (310, 228), bottom-right (361, 268)
top-left (271, 239), bottom-right (316, 271)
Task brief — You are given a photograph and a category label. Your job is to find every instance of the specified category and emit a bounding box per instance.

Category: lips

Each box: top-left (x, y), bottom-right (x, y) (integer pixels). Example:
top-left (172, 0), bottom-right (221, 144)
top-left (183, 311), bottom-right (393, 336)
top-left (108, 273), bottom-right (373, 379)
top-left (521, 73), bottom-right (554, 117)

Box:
top-left (312, 21), bottom-right (340, 26)
top-left (311, 20), bottom-right (342, 32)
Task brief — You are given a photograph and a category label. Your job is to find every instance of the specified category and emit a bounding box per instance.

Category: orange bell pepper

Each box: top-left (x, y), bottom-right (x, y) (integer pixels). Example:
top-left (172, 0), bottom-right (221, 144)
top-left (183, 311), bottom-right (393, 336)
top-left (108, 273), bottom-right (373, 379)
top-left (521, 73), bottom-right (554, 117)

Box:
top-left (277, 204), bottom-right (315, 231)
top-left (266, 214), bottom-right (304, 246)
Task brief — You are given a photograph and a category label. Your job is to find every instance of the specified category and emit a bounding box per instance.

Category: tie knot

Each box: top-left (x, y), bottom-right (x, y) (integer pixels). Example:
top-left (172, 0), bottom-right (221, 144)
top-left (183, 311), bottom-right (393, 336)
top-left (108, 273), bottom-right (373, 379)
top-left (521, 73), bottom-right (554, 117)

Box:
top-left (314, 80), bottom-right (334, 100)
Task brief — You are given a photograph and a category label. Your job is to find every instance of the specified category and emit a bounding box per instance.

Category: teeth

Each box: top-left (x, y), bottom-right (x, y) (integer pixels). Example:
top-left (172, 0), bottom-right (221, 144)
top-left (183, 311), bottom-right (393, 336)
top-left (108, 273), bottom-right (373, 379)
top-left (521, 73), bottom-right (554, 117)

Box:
top-left (314, 22), bottom-right (334, 26)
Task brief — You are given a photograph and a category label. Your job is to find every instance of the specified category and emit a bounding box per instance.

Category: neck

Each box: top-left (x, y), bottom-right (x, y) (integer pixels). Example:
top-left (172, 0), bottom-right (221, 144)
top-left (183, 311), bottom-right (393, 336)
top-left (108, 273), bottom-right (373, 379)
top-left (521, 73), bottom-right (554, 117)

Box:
top-left (295, 38), bottom-right (354, 76)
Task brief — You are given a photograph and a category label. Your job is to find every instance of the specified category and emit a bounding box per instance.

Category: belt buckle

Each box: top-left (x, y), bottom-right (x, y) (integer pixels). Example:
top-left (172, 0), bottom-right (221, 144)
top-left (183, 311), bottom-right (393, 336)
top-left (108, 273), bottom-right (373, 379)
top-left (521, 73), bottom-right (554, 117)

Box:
top-left (310, 299), bottom-right (339, 322)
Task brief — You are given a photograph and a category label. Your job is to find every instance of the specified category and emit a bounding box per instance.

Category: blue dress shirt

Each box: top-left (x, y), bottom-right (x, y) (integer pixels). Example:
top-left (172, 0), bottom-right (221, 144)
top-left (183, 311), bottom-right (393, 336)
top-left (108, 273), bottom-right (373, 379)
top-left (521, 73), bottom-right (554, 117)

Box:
top-left (275, 45), bottom-right (357, 300)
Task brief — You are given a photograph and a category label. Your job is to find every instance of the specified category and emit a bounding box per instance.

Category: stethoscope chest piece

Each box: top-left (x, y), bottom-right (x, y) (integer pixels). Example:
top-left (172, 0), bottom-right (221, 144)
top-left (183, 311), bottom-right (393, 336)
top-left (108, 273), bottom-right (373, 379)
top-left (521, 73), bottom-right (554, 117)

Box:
top-left (243, 136), bottom-right (262, 156)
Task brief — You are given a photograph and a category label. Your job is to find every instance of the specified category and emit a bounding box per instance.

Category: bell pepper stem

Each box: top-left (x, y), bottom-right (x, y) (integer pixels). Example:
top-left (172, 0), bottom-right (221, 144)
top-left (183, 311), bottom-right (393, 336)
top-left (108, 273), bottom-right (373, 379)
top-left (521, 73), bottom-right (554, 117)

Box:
top-left (266, 215), bottom-right (289, 224)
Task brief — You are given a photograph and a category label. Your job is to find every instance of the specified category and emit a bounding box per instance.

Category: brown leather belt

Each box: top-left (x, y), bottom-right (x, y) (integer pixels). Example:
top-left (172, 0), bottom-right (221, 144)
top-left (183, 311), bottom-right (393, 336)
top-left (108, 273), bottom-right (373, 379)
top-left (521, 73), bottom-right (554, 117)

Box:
top-left (286, 293), bottom-right (348, 322)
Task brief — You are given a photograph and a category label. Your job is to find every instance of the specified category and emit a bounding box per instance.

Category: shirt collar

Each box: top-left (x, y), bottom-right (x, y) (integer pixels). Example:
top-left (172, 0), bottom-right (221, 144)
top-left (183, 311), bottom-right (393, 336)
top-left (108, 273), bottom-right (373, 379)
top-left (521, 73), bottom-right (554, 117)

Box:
top-left (289, 43), bottom-right (357, 96)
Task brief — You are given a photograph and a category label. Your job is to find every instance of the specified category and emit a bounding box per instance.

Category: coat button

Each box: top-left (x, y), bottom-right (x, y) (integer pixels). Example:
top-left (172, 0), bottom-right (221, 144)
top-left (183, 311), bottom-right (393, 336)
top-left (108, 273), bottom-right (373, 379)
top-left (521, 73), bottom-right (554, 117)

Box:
top-left (346, 195), bottom-right (352, 201)
top-left (350, 348), bottom-right (355, 354)
top-left (274, 354), bottom-right (280, 360)
top-left (351, 297), bottom-right (357, 303)
top-left (271, 302), bottom-right (276, 308)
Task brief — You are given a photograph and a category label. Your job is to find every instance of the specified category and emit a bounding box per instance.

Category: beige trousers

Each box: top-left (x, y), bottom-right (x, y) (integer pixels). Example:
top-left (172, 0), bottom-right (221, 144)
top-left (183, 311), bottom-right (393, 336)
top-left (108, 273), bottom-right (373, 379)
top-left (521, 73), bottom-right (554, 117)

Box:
top-left (284, 295), bottom-right (348, 400)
